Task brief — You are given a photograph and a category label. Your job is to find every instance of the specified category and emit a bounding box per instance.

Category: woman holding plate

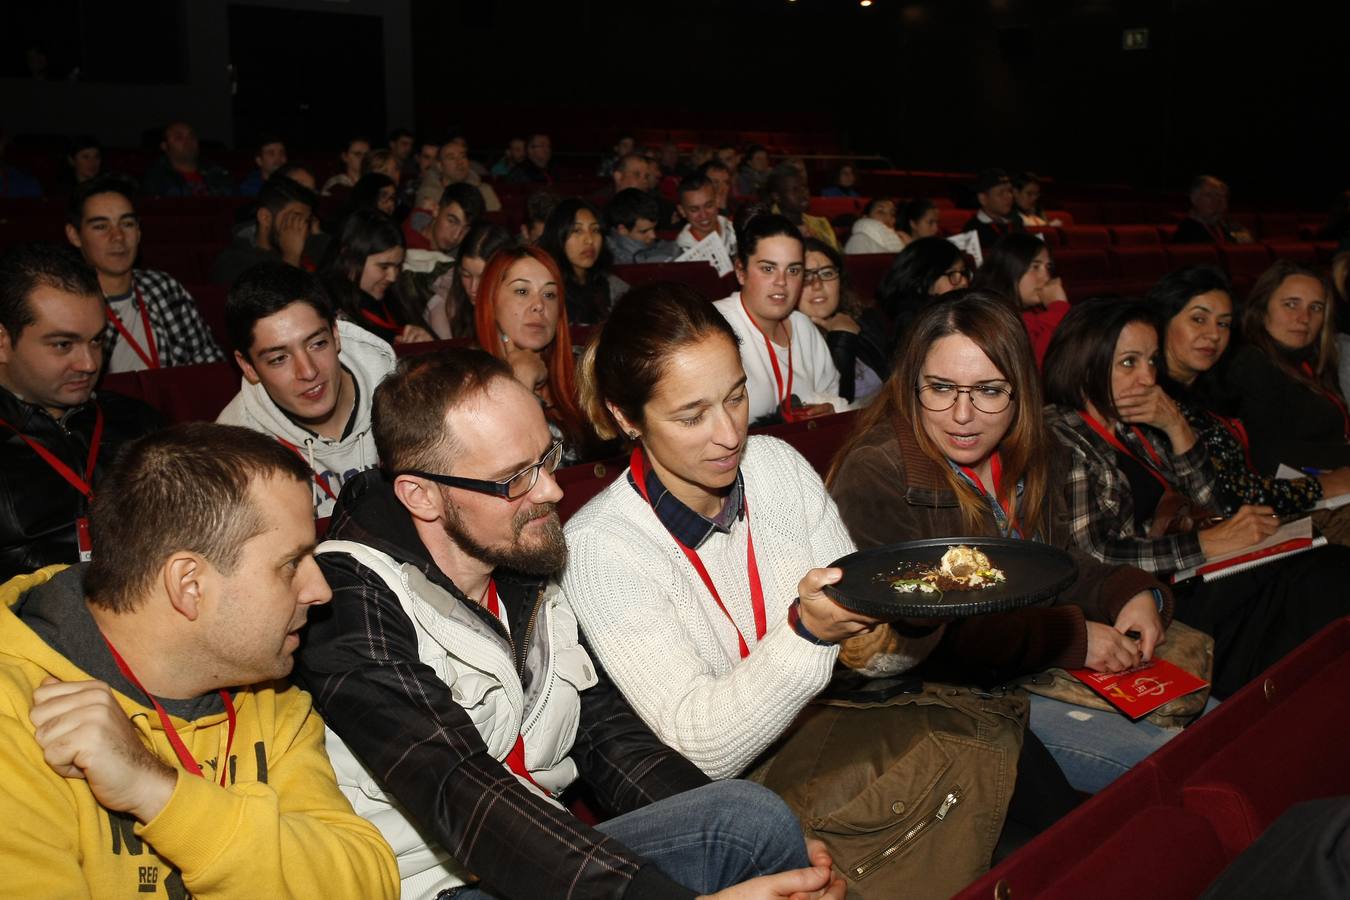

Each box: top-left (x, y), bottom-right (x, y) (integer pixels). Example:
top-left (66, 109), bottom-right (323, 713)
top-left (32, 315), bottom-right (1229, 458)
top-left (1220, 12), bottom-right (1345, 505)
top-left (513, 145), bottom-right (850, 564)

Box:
top-left (827, 289), bottom-right (1184, 794)
top-left (561, 282), bottom-right (1077, 898)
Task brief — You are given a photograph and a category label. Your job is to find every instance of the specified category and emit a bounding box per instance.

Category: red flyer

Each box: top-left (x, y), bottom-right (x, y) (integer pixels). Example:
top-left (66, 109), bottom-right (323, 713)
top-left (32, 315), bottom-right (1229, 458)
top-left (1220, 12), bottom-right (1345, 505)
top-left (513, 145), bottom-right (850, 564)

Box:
top-left (1066, 658), bottom-right (1210, 720)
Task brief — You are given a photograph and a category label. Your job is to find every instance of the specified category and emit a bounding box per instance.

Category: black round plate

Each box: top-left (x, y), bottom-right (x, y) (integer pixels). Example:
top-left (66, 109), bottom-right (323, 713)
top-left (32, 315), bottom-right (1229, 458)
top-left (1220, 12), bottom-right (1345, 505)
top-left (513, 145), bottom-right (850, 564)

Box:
top-left (823, 537), bottom-right (1078, 618)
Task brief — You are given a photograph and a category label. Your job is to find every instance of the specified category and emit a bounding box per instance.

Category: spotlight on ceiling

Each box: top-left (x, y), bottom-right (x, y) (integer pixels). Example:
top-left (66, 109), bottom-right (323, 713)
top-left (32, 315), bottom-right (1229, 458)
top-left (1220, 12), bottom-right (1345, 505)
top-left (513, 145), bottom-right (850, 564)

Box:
top-left (860, 0), bottom-right (874, 7)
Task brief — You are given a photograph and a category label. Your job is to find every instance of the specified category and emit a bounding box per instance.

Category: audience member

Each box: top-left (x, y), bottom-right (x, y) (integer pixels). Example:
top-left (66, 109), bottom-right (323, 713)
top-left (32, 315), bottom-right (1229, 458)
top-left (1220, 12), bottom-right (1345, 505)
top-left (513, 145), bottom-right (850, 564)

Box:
top-left (699, 159), bottom-right (734, 214)
top-left (897, 198), bottom-right (941, 244)
top-left (1172, 175), bottom-right (1254, 244)
top-left (274, 161), bottom-right (318, 193)
top-left (521, 189), bottom-right (560, 244)
top-left (346, 172), bottom-right (397, 219)
top-left (293, 348), bottom-right (839, 900)
top-left (715, 214), bottom-right (848, 422)
top-left (676, 172), bottom-right (739, 263)
top-left (821, 163), bottom-right (860, 198)
top-left (320, 209), bottom-right (432, 345)
top-left (768, 164), bottom-right (840, 251)
top-left (873, 235), bottom-right (971, 351)
top-left (537, 198), bottom-right (629, 326)
top-left (361, 148), bottom-right (402, 184)
top-left (566, 284), bottom-right (1071, 897)
top-left (972, 232), bottom-right (1070, 365)
top-left (239, 133), bottom-right (288, 198)
top-left (0, 422), bottom-right (399, 897)
top-left (715, 143), bottom-right (743, 174)
top-left (321, 134), bottom-right (370, 196)
top-left (0, 243), bottom-right (162, 582)
top-left (843, 198), bottom-right (903, 254)
top-left (386, 126), bottom-right (416, 180)
top-left (218, 262), bottom-right (394, 517)
top-left (735, 144), bottom-right (771, 198)
top-left (798, 237), bottom-right (886, 403)
top-left (1149, 266), bottom-right (1350, 527)
top-left (65, 176), bottom-right (224, 371)
top-left (490, 136), bottom-right (527, 178)
top-left (609, 152), bottom-right (651, 196)
top-left (142, 121), bottom-right (235, 198)
top-left (506, 133), bottom-right (555, 184)
top-left (605, 188), bottom-right (680, 264)
top-left (400, 182), bottom-right (486, 333)
top-left (1042, 297), bottom-right (1350, 698)
top-left (437, 137), bottom-right (501, 211)
top-left (62, 134), bottom-right (102, 189)
top-left (210, 174), bottom-right (318, 286)
top-left (1011, 171), bottom-right (1063, 227)
top-left (1217, 260), bottom-right (1350, 471)
top-left (828, 290), bottom-right (1180, 793)
top-left (417, 222), bottom-right (514, 340)
top-left (596, 132), bottom-right (636, 177)
top-left (473, 245), bottom-right (594, 461)
top-left (962, 168), bottom-right (1025, 250)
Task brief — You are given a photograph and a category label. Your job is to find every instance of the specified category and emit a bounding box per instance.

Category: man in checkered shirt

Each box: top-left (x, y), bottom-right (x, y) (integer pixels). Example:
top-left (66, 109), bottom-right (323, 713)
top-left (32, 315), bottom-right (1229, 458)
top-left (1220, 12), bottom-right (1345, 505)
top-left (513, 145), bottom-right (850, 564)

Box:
top-left (65, 176), bottom-right (224, 374)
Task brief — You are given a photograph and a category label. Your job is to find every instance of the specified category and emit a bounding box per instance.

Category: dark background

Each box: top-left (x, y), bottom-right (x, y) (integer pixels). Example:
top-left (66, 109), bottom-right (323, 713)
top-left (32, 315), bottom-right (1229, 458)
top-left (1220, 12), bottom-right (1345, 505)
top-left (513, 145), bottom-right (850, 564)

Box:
top-left (3, 0), bottom-right (1345, 204)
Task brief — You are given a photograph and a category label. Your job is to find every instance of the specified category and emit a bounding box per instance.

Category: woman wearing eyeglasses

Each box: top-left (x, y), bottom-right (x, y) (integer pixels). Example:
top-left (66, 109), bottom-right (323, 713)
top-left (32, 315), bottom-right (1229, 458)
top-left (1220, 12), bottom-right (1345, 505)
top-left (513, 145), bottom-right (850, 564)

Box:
top-left (827, 290), bottom-right (1178, 793)
top-left (714, 215), bottom-right (850, 423)
top-left (797, 238), bottom-right (888, 404)
top-left (874, 236), bottom-right (973, 358)
top-left (971, 233), bottom-right (1069, 366)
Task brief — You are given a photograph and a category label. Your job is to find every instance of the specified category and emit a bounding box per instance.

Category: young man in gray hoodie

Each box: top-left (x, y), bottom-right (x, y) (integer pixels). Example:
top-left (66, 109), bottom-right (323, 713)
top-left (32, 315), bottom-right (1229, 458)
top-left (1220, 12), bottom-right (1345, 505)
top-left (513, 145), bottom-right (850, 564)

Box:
top-left (216, 262), bottom-right (396, 517)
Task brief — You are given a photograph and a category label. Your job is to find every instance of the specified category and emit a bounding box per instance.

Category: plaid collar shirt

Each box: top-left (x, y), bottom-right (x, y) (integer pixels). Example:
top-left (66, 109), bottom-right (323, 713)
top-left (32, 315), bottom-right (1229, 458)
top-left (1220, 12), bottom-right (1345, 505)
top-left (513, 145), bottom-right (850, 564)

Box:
top-left (1045, 404), bottom-right (1215, 577)
top-left (102, 269), bottom-right (224, 369)
top-left (627, 463), bottom-right (745, 549)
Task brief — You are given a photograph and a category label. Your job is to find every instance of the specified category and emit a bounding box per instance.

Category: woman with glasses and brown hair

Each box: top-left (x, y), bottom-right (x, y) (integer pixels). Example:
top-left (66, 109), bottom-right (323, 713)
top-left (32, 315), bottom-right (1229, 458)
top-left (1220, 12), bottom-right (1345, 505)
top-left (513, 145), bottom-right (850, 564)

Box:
top-left (873, 236), bottom-right (973, 358)
top-left (797, 237), bottom-right (888, 403)
top-left (972, 232), bottom-right (1069, 366)
top-left (827, 289), bottom-right (1180, 793)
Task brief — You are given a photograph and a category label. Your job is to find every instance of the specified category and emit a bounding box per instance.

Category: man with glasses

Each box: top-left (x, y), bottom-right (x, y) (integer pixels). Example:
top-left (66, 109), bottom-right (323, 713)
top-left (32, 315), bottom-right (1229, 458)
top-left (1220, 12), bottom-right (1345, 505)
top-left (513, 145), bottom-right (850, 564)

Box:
top-left (294, 349), bottom-right (842, 900)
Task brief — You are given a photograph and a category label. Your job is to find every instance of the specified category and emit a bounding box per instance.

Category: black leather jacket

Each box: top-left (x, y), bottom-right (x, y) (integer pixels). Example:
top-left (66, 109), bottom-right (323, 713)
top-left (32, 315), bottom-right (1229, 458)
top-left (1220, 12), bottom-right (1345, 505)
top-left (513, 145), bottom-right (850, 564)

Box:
top-left (294, 469), bottom-right (710, 900)
top-left (0, 388), bottom-right (161, 583)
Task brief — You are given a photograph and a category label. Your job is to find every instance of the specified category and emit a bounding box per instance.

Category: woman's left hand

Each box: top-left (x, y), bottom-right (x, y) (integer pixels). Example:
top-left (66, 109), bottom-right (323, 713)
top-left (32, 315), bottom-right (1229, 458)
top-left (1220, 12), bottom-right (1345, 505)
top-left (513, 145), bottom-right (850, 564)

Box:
top-left (1112, 591), bottom-right (1166, 661)
top-left (396, 324), bottom-right (435, 344)
top-left (1034, 277), bottom-right (1068, 306)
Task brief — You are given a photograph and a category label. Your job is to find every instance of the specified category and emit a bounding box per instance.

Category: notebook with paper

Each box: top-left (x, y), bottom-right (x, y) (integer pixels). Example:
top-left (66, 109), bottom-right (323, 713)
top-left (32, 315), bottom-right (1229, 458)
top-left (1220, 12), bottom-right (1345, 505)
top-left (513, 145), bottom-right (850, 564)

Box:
top-left (1172, 515), bottom-right (1326, 583)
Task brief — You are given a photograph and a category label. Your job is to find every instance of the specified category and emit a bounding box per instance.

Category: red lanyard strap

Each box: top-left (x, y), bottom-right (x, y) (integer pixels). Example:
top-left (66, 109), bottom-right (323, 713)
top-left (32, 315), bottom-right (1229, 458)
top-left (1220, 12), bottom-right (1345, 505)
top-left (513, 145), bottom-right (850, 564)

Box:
top-left (103, 636), bottom-right (236, 787)
top-left (740, 297), bottom-right (795, 422)
top-left (1300, 362), bottom-right (1350, 441)
top-left (276, 438), bottom-right (338, 502)
top-left (481, 578), bottom-right (544, 791)
top-left (104, 286), bottom-right (161, 369)
top-left (1078, 411), bottom-right (1173, 492)
top-left (957, 452), bottom-right (1020, 537)
top-left (0, 405), bottom-right (104, 499)
top-left (630, 448), bottom-right (767, 659)
top-left (359, 301), bottom-right (399, 332)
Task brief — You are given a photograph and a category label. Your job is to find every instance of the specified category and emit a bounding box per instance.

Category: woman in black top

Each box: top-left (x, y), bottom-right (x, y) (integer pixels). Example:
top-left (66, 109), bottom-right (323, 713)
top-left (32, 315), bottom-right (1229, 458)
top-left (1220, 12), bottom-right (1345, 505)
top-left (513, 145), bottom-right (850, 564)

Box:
top-left (537, 198), bottom-right (629, 325)
top-left (797, 238), bottom-right (888, 403)
top-left (319, 209), bottom-right (432, 344)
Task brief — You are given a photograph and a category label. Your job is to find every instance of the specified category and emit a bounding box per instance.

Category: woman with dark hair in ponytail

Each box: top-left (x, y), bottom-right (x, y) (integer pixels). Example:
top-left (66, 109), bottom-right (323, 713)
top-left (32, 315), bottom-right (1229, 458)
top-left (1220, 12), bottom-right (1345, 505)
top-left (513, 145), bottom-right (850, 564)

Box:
top-left (319, 208), bottom-right (433, 344)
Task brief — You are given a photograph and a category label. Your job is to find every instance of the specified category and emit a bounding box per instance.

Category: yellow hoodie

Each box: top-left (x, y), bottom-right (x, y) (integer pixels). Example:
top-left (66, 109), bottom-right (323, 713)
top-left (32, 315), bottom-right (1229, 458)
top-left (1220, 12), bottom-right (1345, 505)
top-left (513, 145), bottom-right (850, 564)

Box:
top-left (0, 566), bottom-right (399, 898)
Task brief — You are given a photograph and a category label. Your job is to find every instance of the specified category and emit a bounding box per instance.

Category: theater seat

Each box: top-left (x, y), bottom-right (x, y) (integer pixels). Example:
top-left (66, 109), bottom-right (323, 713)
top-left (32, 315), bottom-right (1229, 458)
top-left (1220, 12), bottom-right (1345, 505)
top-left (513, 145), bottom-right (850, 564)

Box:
top-left (1218, 244), bottom-right (1273, 298)
top-left (184, 282), bottom-right (230, 351)
top-left (938, 209), bottom-right (974, 235)
top-left (1110, 225), bottom-right (1162, 246)
top-left (1052, 249), bottom-right (1114, 300)
top-left (112, 361), bottom-right (240, 424)
top-left (556, 457), bottom-right (626, 523)
top-left (843, 254), bottom-right (896, 304)
top-left (1108, 246), bottom-right (1170, 296)
top-left (1265, 241), bottom-right (1318, 264)
top-left (1257, 213), bottom-right (1301, 241)
top-left (393, 338), bottom-right (475, 358)
top-left (1165, 245), bottom-right (1221, 270)
top-left (808, 196), bottom-right (869, 220)
top-left (1059, 226), bottom-right (1110, 248)
top-left (611, 261), bottom-right (735, 302)
top-left (750, 410), bottom-right (859, 478)
top-left (1025, 225), bottom-right (1061, 248)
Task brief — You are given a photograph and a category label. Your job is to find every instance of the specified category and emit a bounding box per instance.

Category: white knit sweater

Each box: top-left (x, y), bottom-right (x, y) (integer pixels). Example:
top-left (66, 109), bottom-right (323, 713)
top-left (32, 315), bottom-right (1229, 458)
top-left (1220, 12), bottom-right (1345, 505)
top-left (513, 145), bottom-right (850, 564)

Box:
top-left (559, 436), bottom-right (852, 780)
top-left (714, 293), bottom-right (850, 422)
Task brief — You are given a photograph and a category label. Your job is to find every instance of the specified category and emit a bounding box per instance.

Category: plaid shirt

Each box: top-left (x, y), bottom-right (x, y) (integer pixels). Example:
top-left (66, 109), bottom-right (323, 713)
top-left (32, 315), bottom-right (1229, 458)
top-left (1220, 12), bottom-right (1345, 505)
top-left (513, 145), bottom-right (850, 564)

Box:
top-left (1045, 405), bottom-right (1212, 577)
top-left (102, 270), bottom-right (224, 369)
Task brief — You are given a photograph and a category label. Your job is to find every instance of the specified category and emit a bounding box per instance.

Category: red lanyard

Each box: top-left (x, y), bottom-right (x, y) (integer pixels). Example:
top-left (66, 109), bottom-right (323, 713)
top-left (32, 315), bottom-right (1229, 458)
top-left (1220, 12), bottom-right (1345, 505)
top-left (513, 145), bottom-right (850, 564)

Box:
top-left (276, 438), bottom-right (338, 502)
top-left (1078, 411), bottom-right (1173, 492)
top-left (957, 452), bottom-right (1019, 536)
top-left (0, 405), bottom-right (104, 499)
top-left (105, 286), bottom-right (160, 369)
top-left (630, 448), bottom-right (767, 659)
top-left (103, 637), bottom-right (236, 787)
top-left (359, 301), bottom-right (399, 332)
top-left (1300, 362), bottom-right (1350, 440)
top-left (740, 297), bottom-right (795, 422)
top-left (480, 578), bottom-right (543, 791)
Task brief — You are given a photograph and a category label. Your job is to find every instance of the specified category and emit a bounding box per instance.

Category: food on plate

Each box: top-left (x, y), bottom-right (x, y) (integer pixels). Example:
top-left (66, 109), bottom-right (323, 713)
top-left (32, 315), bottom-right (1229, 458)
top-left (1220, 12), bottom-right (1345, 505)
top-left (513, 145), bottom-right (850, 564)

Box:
top-left (881, 544), bottom-right (1006, 596)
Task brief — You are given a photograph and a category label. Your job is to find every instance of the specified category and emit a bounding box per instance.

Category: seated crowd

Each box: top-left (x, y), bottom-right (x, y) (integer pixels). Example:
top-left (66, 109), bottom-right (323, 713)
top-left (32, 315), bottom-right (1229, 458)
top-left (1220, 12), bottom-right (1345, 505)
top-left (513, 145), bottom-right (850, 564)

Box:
top-left (1, 123), bottom-right (1349, 900)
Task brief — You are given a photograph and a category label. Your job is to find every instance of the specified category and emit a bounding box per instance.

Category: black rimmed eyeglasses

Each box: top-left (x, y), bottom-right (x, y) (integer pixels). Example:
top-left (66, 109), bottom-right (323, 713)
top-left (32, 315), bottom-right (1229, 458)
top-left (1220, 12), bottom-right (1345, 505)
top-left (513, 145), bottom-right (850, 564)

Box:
top-left (399, 439), bottom-right (564, 500)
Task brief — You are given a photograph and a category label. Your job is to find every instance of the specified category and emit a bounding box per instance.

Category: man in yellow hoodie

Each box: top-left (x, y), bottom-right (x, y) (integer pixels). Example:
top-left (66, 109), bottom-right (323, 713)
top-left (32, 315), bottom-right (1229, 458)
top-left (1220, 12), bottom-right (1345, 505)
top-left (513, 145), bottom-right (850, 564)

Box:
top-left (0, 422), bottom-right (398, 898)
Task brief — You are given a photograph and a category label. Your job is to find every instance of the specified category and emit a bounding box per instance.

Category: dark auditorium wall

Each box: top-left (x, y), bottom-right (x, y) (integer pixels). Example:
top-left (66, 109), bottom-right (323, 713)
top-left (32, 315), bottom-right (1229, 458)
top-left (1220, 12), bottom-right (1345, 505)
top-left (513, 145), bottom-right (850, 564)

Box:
top-left (413, 0), bottom-right (1344, 205)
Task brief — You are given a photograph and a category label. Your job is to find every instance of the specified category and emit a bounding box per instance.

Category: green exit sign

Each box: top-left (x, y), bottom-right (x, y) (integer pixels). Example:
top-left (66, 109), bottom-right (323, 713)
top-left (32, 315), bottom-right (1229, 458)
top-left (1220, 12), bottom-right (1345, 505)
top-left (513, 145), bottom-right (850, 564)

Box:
top-left (1123, 27), bottom-right (1150, 50)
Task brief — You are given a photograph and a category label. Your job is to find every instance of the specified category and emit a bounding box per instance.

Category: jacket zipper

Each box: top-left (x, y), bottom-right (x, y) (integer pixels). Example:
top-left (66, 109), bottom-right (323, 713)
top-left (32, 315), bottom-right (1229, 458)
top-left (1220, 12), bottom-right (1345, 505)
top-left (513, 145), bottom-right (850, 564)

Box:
top-left (509, 583), bottom-right (547, 678)
top-left (849, 786), bottom-right (963, 880)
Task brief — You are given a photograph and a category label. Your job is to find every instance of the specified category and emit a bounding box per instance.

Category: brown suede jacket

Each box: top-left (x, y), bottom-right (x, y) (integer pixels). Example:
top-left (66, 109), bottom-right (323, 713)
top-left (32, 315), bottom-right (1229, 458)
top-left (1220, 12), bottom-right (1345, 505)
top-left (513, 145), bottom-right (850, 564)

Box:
top-left (828, 415), bottom-right (1173, 684)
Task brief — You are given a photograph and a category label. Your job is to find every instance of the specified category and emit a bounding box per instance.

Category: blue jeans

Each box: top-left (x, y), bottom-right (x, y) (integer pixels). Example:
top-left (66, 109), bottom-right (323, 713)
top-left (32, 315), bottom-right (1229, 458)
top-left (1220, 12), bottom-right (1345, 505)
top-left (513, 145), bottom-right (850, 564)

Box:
top-left (446, 780), bottom-right (809, 898)
top-left (1030, 693), bottom-right (1221, 794)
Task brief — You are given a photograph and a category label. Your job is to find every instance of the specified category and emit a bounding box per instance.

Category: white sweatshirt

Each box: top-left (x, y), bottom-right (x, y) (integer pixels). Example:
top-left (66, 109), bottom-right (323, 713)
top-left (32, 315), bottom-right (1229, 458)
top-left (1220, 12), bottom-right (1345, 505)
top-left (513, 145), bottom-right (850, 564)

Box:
top-left (217, 320), bottom-right (396, 516)
top-left (559, 436), bottom-right (915, 780)
top-left (714, 293), bottom-right (850, 422)
top-left (844, 217), bottom-right (905, 255)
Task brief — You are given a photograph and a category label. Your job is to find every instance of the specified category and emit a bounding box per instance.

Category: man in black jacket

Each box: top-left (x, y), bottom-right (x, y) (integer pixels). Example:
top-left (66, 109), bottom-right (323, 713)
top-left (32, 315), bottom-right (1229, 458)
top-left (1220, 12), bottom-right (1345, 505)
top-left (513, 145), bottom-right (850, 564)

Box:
top-left (0, 243), bottom-right (162, 582)
top-left (294, 350), bottom-right (841, 900)
top-left (962, 168), bottom-right (1026, 252)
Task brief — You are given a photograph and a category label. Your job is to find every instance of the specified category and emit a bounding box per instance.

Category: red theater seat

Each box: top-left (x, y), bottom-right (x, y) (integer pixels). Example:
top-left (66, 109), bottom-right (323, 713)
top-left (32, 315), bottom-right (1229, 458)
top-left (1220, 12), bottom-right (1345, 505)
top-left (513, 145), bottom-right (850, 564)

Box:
top-left (1108, 246), bottom-right (1171, 295)
top-left (1165, 244), bottom-right (1221, 269)
top-left (1265, 241), bottom-right (1318, 264)
top-left (1043, 209), bottom-right (1074, 227)
top-left (938, 209), bottom-right (973, 235)
top-left (1026, 225), bottom-right (1061, 247)
top-left (843, 254), bottom-right (896, 304)
top-left (102, 361), bottom-right (239, 424)
top-left (1258, 213), bottom-right (1301, 241)
top-left (393, 338), bottom-right (475, 358)
top-left (808, 196), bottom-right (869, 221)
top-left (1110, 225), bottom-right (1162, 246)
top-left (1052, 249), bottom-right (1114, 299)
top-left (184, 283), bottom-right (230, 351)
top-left (556, 457), bottom-right (626, 523)
top-left (750, 410), bottom-right (859, 477)
top-left (611, 261), bottom-right (735, 301)
top-left (1059, 225), bottom-right (1110, 248)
